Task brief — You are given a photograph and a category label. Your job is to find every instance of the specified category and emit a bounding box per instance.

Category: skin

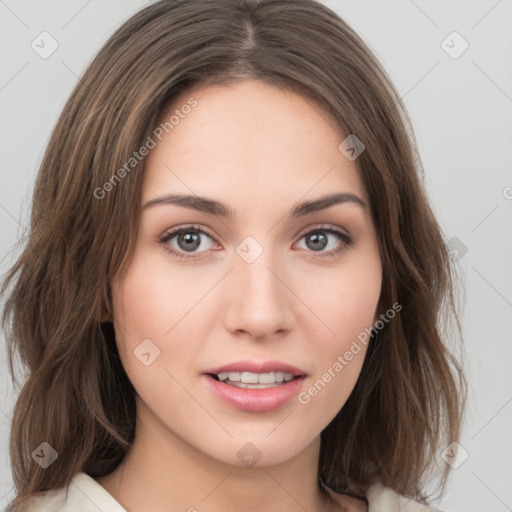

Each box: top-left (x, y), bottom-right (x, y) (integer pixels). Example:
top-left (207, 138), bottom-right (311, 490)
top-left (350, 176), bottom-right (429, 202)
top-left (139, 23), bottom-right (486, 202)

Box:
top-left (95, 80), bottom-right (381, 512)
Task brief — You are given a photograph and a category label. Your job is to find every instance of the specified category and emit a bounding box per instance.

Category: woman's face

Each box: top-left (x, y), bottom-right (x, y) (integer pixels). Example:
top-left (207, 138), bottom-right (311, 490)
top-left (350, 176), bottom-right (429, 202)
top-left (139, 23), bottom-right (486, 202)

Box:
top-left (111, 80), bottom-right (382, 467)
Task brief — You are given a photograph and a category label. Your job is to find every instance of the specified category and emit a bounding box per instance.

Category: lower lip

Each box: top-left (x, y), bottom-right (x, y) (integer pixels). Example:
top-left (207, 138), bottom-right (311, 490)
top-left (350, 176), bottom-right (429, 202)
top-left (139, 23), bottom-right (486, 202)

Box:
top-left (203, 374), bottom-right (306, 412)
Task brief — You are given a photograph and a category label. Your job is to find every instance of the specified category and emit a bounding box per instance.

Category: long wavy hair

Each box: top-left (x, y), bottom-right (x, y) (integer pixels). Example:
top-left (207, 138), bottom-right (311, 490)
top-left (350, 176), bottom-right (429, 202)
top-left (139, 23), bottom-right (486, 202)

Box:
top-left (1, 0), bottom-right (466, 510)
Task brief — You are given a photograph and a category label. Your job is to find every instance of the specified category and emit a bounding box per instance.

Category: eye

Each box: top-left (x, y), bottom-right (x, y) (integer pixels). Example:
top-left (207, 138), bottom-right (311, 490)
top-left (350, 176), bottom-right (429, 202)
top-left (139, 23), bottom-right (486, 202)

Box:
top-left (158, 225), bottom-right (219, 260)
top-left (158, 224), bottom-right (354, 261)
top-left (294, 226), bottom-right (354, 257)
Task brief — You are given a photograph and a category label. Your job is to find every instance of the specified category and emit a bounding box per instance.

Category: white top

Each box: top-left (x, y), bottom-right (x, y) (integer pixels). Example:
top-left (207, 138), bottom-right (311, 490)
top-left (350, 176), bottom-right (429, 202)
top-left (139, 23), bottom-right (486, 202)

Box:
top-left (26, 471), bottom-right (440, 511)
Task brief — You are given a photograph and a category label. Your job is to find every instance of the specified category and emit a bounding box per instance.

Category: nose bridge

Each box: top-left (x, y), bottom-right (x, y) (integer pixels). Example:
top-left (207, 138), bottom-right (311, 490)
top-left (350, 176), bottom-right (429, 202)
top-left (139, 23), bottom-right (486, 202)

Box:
top-left (224, 237), bottom-right (292, 339)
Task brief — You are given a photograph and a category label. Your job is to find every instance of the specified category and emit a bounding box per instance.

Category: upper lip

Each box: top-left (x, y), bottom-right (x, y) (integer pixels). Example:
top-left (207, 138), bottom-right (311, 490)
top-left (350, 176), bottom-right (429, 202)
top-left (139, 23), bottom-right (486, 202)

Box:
top-left (204, 360), bottom-right (307, 377)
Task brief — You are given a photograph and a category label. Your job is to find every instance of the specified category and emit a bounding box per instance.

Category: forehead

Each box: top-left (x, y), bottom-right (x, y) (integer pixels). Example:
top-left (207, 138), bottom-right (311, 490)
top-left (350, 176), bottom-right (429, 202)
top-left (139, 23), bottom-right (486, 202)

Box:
top-left (142, 80), bottom-right (367, 211)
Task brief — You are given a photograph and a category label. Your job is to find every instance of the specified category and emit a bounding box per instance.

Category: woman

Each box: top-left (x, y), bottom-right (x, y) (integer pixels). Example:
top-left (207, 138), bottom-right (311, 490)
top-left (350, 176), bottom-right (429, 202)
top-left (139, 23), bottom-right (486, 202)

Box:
top-left (1, 1), bottom-right (466, 511)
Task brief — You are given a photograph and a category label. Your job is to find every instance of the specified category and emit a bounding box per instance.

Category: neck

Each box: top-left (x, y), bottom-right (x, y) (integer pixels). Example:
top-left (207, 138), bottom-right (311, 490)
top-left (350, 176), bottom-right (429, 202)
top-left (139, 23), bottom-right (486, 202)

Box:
top-left (94, 397), bottom-right (337, 512)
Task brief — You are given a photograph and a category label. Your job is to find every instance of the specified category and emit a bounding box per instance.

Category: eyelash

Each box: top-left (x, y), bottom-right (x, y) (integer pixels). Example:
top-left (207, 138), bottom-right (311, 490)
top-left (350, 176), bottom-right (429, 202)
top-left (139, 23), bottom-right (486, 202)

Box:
top-left (157, 224), bottom-right (354, 261)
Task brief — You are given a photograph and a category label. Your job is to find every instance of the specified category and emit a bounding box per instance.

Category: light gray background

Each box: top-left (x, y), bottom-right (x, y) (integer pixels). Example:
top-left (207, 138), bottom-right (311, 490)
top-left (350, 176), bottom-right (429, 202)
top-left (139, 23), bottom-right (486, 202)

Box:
top-left (1, 1), bottom-right (511, 511)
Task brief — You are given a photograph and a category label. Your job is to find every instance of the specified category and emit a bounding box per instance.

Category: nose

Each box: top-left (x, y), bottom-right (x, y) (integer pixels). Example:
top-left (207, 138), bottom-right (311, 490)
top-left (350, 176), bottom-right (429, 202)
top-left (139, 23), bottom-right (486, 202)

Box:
top-left (222, 247), bottom-right (294, 341)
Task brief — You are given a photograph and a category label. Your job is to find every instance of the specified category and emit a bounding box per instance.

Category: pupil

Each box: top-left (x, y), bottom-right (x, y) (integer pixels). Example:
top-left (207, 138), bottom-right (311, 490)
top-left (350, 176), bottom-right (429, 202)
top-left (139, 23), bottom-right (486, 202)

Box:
top-left (307, 232), bottom-right (327, 251)
top-left (178, 232), bottom-right (200, 251)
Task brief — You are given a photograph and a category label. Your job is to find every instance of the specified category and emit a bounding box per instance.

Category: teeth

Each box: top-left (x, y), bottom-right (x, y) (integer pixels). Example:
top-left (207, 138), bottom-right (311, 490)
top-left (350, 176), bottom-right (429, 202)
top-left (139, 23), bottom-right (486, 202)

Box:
top-left (216, 371), bottom-right (296, 384)
top-left (241, 372), bottom-right (259, 384)
top-left (257, 372), bottom-right (276, 384)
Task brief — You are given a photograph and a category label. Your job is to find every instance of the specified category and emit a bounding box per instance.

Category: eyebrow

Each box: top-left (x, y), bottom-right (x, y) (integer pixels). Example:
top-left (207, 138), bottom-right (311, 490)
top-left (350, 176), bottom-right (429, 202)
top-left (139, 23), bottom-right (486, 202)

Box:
top-left (143, 192), bottom-right (366, 218)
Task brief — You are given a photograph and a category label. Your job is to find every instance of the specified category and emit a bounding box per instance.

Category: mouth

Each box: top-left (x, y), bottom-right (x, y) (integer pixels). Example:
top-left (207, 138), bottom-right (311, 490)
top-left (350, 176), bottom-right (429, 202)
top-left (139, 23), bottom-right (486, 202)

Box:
top-left (202, 361), bottom-right (308, 412)
top-left (207, 371), bottom-right (304, 389)
top-left (203, 360), bottom-right (307, 389)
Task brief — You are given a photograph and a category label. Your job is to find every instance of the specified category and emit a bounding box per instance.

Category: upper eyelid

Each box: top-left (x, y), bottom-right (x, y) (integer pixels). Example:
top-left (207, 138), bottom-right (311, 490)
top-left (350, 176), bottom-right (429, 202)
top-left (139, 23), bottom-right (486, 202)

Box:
top-left (293, 223), bottom-right (350, 240)
top-left (163, 225), bottom-right (218, 242)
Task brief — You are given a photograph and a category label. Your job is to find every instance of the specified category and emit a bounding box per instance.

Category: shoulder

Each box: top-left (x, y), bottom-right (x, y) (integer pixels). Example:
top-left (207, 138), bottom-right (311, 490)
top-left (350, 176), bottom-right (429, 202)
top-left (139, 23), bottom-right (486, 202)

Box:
top-left (25, 472), bottom-right (126, 512)
top-left (366, 482), bottom-right (441, 512)
top-left (321, 478), bottom-right (442, 512)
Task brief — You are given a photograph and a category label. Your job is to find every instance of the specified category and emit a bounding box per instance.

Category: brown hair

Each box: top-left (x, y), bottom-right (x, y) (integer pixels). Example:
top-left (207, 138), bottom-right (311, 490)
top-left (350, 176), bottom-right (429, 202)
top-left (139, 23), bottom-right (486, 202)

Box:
top-left (1, 0), bottom-right (466, 510)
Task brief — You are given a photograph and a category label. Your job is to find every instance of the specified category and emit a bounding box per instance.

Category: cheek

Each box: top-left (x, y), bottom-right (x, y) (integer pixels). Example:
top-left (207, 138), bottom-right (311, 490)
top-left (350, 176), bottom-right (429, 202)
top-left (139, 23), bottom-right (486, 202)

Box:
top-left (333, 264), bottom-right (381, 340)
top-left (305, 246), bottom-right (382, 346)
top-left (110, 247), bottom-right (221, 393)
top-left (295, 250), bottom-right (381, 422)
top-left (109, 262), bottom-right (199, 412)
top-left (110, 253), bottom-right (178, 373)
top-left (112, 248), bottom-right (206, 338)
